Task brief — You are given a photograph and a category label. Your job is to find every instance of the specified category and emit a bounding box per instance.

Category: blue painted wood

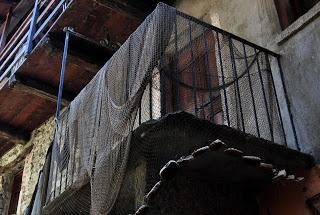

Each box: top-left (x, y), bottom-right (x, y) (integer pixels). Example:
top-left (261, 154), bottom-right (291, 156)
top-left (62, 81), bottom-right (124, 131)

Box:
top-left (26, 0), bottom-right (40, 54)
top-left (33, 0), bottom-right (65, 41)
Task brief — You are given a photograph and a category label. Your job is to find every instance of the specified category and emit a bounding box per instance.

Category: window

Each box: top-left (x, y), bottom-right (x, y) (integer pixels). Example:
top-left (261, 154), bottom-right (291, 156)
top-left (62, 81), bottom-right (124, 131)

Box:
top-left (274, 0), bottom-right (319, 29)
top-left (8, 171), bottom-right (23, 215)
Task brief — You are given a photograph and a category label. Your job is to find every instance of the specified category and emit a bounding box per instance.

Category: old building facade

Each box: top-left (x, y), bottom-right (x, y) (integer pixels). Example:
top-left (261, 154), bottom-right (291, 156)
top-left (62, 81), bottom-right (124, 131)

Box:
top-left (0, 0), bottom-right (318, 214)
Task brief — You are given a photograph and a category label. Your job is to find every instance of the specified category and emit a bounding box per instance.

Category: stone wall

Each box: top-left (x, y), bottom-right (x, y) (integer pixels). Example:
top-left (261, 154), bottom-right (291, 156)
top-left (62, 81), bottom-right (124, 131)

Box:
top-left (0, 117), bottom-right (54, 215)
top-left (16, 117), bottom-right (55, 215)
top-left (0, 174), bottom-right (14, 215)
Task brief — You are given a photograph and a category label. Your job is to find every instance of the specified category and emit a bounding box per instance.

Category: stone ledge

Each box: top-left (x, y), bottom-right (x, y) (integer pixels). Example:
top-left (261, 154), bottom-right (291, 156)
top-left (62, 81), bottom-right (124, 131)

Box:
top-left (275, 2), bottom-right (320, 45)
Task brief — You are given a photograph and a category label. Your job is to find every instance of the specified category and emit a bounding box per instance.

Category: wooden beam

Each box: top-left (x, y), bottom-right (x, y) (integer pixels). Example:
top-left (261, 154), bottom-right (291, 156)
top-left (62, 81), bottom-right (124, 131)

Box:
top-left (0, 0), bottom-right (20, 4)
top-left (11, 75), bottom-right (75, 106)
top-left (0, 0), bottom-right (34, 42)
top-left (26, 0), bottom-right (39, 54)
top-left (0, 6), bottom-right (12, 50)
top-left (95, 0), bottom-right (175, 19)
top-left (0, 123), bottom-right (30, 145)
top-left (48, 31), bottom-right (117, 67)
top-left (13, 82), bottom-right (70, 107)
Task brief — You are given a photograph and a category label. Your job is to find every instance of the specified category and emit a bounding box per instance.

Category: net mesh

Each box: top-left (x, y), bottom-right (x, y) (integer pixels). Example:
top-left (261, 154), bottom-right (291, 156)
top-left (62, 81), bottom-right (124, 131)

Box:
top-left (43, 3), bottom-right (286, 214)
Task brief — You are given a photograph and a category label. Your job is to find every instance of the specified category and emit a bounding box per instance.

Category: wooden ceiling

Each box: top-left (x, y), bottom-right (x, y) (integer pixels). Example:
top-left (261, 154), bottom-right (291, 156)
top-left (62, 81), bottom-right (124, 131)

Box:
top-left (0, 0), bottom-right (172, 156)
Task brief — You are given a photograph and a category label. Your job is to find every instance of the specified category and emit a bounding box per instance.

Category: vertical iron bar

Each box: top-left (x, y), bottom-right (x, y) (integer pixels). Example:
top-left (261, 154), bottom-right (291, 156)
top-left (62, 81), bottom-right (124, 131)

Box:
top-left (266, 54), bottom-right (287, 146)
top-left (126, 37), bottom-right (131, 100)
top-left (46, 145), bottom-right (55, 203)
top-left (65, 157), bottom-right (69, 189)
top-left (71, 131), bottom-right (76, 183)
top-left (160, 69), bottom-right (166, 116)
top-left (276, 57), bottom-right (300, 150)
top-left (42, 145), bottom-right (52, 206)
top-left (138, 100), bottom-right (142, 125)
top-left (58, 167), bottom-right (62, 195)
top-left (71, 117), bottom-right (79, 184)
top-left (228, 37), bottom-right (245, 133)
top-left (188, 19), bottom-right (198, 117)
top-left (216, 32), bottom-right (230, 126)
top-left (54, 129), bottom-right (62, 197)
top-left (174, 12), bottom-right (180, 111)
top-left (255, 48), bottom-right (274, 142)
top-left (233, 82), bottom-right (240, 129)
top-left (159, 39), bottom-right (167, 118)
top-left (149, 79), bottom-right (153, 120)
top-left (26, 0), bottom-right (40, 54)
top-left (64, 126), bottom-right (69, 188)
top-left (56, 29), bottom-right (70, 120)
top-left (242, 43), bottom-right (260, 137)
top-left (202, 27), bottom-right (214, 120)
top-left (52, 139), bottom-right (58, 199)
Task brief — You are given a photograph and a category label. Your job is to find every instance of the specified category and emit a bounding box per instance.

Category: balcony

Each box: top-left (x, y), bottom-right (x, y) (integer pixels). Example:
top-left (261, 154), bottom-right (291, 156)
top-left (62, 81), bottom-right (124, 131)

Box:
top-left (0, 0), bottom-right (164, 156)
top-left (20, 3), bottom-right (313, 215)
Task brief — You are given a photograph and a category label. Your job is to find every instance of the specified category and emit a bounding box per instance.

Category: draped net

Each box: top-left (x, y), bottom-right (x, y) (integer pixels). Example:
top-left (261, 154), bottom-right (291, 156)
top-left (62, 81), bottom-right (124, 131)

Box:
top-left (44, 2), bottom-right (286, 214)
top-left (47, 3), bottom-right (175, 215)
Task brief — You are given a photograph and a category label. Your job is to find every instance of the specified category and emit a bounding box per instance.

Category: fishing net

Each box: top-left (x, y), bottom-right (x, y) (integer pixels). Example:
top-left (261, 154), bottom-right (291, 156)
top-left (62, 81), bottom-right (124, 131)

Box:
top-left (43, 3), bottom-right (287, 214)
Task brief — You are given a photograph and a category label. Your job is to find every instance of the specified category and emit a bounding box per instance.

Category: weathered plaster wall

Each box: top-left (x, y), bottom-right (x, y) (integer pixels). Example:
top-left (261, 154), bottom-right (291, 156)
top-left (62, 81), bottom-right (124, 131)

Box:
top-left (276, 14), bottom-right (320, 159)
top-left (175, 0), bottom-right (282, 47)
top-left (0, 117), bottom-right (54, 215)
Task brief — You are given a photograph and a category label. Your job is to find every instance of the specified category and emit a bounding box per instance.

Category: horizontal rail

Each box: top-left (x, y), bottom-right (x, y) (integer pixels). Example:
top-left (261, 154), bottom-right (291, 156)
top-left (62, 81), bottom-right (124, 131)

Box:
top-left (176, 10), bottom-right (279, 57)
top-left (0, 0), bottom-right (51, 63)
top-left (0, 0), bottom-right (69, 82)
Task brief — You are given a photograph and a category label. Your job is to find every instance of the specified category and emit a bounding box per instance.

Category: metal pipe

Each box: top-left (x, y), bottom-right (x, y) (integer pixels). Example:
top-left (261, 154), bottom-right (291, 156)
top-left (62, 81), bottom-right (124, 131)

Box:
top-left (55, 28), bottom-right (70, 120)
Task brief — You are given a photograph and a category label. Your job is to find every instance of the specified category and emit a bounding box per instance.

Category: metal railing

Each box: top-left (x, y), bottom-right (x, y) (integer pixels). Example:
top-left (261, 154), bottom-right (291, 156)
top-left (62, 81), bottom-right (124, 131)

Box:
top-left (0, 0), bottom-right (72, 82)
top-left (131, 11), bottom-right (299, 150)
